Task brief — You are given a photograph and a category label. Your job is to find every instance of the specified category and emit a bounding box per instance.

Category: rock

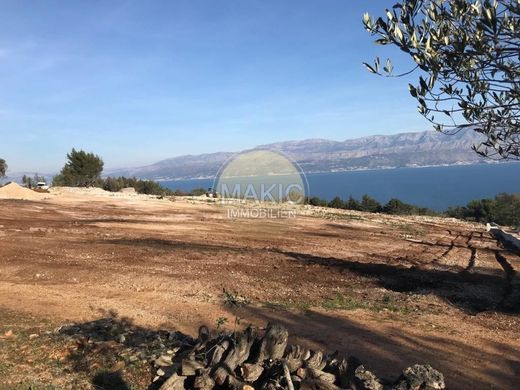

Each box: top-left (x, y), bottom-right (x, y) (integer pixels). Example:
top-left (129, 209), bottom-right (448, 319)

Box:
top-left (393, 364), bottom-right (445, 390)
top-left (29, 333), bottom-right (39, 340)
top-left (350, 365), bottom-right (383, 390)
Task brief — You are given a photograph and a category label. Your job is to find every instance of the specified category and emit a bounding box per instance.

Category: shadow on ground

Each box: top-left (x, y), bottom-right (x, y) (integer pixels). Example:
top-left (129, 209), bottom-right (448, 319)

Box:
top-left (274, 248), bottom-right (519, 314)
top-left (50, 305), bottom-right (520, 390)
top-left (54, 309), bottom-right (193, 390)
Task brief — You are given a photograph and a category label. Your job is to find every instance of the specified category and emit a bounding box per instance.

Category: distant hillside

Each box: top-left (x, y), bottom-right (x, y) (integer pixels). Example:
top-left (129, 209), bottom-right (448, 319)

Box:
top-left (108, 130), bottom-right (489, 180)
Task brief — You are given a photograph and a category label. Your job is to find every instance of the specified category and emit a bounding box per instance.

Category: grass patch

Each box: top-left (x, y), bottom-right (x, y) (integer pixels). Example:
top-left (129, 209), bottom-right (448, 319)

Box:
top-left (379, 294), bottom-right (413, 314)
top-left (321, 294), bottom-right (369, 311)
top-left (262, 300), bottom-right (311, 312)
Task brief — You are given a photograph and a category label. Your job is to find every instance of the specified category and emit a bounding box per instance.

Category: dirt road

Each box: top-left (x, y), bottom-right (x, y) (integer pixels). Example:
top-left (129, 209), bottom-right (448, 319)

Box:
top-left (0, 192), bottom-right (519, 389)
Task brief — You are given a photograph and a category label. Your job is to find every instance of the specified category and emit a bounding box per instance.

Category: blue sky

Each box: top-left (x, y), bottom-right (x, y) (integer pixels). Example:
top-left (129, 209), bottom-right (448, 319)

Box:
top-left (0, 1), bottom-right (427, 173)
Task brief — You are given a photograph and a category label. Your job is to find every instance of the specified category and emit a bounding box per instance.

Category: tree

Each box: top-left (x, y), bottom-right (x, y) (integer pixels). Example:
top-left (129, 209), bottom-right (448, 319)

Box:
top-left (0, 158), bottom-right (6, 178)
top-left (328, 196), bottom-right (345, 209)
top-left (383, 197), bottom-right (435, 215)
top-left (384, 198), bottom-right (414, 214)
top-left (33, 173), bottom-right (45, 184)
top-left (345, 195), bottom-right (362, 211)
top-left (364, 0), bottom-right (520, 159)
top-left (22, 175), bottom-right (34, 188)
top-left (53, 148), bottom-right (104, 187)
top-left (493, 192), bottom-right (520, 226)
top-left (360, 194), bottom-right (382, 213)
top-left (447, 192), bottom-right (520, 226)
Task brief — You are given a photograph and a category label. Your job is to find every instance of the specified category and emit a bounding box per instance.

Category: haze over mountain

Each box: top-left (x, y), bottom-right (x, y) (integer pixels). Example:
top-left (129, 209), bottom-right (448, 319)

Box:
top-left (108, 130), bottom-right (489, 181)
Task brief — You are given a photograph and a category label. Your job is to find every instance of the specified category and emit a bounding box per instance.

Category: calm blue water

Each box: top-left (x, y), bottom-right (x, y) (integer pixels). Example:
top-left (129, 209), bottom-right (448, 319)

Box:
top-left (162, 163), bottom-right (520, 211)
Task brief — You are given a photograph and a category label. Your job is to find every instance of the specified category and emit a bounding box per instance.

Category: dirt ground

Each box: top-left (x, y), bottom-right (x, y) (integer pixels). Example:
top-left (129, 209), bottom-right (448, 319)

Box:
top-left (0, 190), bottom-right (519, 389)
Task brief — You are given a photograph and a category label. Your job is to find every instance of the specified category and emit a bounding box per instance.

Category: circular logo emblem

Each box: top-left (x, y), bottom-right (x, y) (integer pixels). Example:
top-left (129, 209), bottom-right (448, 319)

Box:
top-left (213, 149), bottom-right (308, 205)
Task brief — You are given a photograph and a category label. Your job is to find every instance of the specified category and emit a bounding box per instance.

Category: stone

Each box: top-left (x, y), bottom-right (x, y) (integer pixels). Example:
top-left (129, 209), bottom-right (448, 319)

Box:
top-left (392, 364), bottom-right (445, 390)
top-left (350, 365), bottom-right (383, 390)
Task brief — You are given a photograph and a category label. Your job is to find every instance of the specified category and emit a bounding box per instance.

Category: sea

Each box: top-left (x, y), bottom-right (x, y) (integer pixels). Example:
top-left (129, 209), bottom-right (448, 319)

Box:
top-left (161, 162), bottom-right (520, 211)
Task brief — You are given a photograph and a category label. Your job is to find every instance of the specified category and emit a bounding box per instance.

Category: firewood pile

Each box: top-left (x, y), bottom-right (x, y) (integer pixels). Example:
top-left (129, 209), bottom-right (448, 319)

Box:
top-left (152, 323), bottom-right (445, 390)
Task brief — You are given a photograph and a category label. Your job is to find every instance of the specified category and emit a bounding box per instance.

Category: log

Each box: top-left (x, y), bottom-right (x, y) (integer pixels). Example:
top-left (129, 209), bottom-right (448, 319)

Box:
top-left (305, 350), bottom-right (326, 370)
top-left (224, 328), bottom-right (256, 368)
top-left (193, 370), bottom-right (215, 390)
top-left (213, 365), bottom-right (231, 386)
top-left (300, 378), bottom-right (341, 390)
top-left (214, 328), bottom-right (256, 385)
top-left (181, 358), bottom-right (205, 376)
top-left (228, 374), bottom-right (255, 390)
top-left (284, 344), bottom-right (306, 372)
top-left (306, 367), bottom-right (336, 384)
top-left (255, 323), bottom-right (289, 362)
top-left (283, 362), bottom-right (295, 390)
top-left (208, 339), bottom-right (230, 367)
top-left (291, 375), bottom-right (302, 384)
top-left (335, 355), bottom-right (361, 388)
top-left (241, 363), bottom-right (264, 382)
top-left (302, 349), bottom-right (311, 360)
top-left (260, 379), bottom-right (283, 390)
top-left (336, 357), bottom-right (349, 388)
top-left (198, 325), bottom-right (210, 342)
top-left (296, 367), bottom-right (307, 379)
top-left (158, 373), bottom-right (186, 390)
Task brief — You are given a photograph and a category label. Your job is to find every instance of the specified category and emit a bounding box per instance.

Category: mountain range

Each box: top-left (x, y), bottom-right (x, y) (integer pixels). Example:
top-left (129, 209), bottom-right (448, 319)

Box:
top-left (107, 129), bottom-right (489, 181)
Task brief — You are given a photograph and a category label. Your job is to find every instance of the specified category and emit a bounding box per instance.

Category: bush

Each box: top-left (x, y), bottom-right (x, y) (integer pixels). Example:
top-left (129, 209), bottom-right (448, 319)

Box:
top-left (190, 188), bottom-right (207, 196)
top-left (134, 180), bottom-right (173, 196)
top-left (0, 158), bottom-right (7, 178)
top-left (308, 196), bottom-right (328, 207)
top-left (99, 176), bottom-right (173, 196)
